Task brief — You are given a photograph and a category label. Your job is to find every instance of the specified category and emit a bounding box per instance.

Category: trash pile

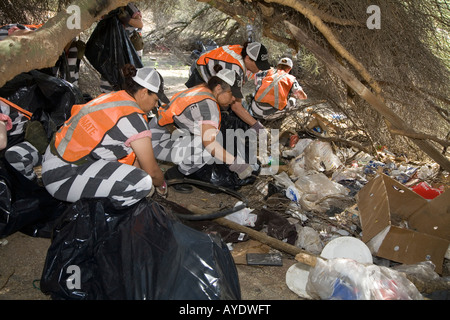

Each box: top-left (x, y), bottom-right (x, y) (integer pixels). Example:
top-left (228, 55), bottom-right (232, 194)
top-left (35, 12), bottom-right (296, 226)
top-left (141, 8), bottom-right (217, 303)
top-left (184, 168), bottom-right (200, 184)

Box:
top-left (219, 111), bottom-right (450, 300)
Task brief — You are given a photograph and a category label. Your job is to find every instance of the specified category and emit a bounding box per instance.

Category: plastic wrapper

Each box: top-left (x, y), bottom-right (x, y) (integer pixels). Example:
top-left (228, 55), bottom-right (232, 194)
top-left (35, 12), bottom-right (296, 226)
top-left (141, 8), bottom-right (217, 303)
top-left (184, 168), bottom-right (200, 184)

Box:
top-left (224, 201), bottom-right (257, 227)
top-left (85, 13), bottom-right (143, 90)
top-left (306, 258), bottom-right (423, 300)
top-left (411, 181), bottom-right (444, 200)
top-left (40, 198), bottom-right (241, 300)
top-left (294, 171), bottom-right (349, 213)
top-left (303, 140), bottom-right (343, 172)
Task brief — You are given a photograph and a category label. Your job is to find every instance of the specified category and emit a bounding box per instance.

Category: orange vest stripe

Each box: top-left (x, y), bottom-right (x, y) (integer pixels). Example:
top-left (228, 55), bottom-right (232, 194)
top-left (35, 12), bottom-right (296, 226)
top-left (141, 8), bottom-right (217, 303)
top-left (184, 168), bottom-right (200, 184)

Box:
top-left (196, 45), bottom-right (245, 72)
top-left (53, 91), bottom-right (146, 164)
top-left (0, 97), bottom-right (33, 119)
top-left (157, 85), bottom-right (221, 127)
top-left (255, 69), bottom-right (296, 110)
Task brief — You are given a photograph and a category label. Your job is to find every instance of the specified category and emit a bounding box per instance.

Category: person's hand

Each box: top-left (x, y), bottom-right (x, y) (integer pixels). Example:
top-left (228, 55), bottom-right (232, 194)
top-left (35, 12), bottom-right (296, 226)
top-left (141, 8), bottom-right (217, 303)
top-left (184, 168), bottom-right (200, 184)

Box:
top-left (250, 120), bottom-right (266, 135)
top-left (156, 180), bottom-right (168, 198)
top-left (229, 158), bottom-right (253, 180)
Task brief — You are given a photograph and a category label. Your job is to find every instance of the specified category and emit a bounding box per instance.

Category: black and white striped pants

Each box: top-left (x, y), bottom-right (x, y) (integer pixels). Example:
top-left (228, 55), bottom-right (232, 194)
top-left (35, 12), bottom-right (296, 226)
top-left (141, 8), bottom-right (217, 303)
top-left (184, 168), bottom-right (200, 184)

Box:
top-left (41, 148), bottom-right (153, 208)
top-left (4, 141), bottom-right (41, 181)
top-left (149, 117), bottom-right (214, 175)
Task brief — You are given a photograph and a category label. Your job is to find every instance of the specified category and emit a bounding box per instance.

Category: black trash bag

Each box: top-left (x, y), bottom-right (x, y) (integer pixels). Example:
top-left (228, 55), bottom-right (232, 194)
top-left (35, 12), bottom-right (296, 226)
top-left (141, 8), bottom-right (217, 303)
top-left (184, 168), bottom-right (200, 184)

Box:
top-left (189, 162), bottom-right (258, 191)
top-left (0, 70), bottom-right (84, 128)
top-left (40, 198), bottom-right (241, 300)
top-left (85, 13), bottom-right (143, 90)
top-left (0, 158), bottom-right (68, 238)
top-left (220, 109), bottom-right (254, 162)
top-left (186, 109), bottom-right (260, 190)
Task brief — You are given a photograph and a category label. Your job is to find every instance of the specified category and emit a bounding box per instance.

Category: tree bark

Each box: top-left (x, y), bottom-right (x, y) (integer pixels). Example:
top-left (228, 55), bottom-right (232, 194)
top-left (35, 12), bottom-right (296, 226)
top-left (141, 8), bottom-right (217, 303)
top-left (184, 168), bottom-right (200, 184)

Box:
top-left (0, 0), bottom-right (129, 88)
top-left (284, 20), bottom-right (450, 171)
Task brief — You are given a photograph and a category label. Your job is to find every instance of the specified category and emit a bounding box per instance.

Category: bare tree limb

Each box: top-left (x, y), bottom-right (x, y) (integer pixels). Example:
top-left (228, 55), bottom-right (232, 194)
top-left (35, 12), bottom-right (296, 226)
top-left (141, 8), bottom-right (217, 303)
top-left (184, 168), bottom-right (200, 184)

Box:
top-left (0, 0), bottom-right (129, 88)
top-left (264, 0), bottom-right (383, 96)
top-left (284, 20), bottom-right (450, 171)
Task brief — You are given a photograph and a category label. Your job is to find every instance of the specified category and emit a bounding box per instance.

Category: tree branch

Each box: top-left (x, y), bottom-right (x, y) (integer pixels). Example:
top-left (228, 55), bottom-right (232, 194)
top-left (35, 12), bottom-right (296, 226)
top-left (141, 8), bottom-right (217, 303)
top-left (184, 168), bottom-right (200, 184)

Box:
top-left (264, 0), bottom-right (382, 96)
top-left (0, 0), bottom-right (129, 88)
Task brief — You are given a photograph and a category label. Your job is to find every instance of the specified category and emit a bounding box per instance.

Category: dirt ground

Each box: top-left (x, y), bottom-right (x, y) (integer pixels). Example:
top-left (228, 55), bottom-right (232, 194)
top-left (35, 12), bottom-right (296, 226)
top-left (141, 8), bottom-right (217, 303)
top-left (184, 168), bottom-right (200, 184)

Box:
top-left (1, 52), bottom-right (448, 302)
top-left (0, 52), bottom-right (304, 301)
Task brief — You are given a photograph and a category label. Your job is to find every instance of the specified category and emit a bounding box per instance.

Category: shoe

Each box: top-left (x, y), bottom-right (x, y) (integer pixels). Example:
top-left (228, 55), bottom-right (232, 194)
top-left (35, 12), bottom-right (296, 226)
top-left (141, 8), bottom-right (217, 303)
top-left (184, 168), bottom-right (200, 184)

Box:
top-left (164, 166), bottom-right (193, 193)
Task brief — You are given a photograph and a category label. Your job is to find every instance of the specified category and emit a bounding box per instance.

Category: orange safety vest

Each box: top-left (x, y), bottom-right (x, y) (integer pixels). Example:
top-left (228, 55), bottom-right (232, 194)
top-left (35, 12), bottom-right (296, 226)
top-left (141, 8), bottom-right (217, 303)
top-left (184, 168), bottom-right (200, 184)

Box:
top-left (196, 45), bottom-right (246, 74)
top-left (157, 85), bottom-right (221, 128)
top-left (22, 24), bottom-right (43, 30)
top-left (254, 68), bottom-right (296, 111)
top-left (0, 97), bottom-right (33, 119)
top-left (52, 91), bottom-right (147, 165)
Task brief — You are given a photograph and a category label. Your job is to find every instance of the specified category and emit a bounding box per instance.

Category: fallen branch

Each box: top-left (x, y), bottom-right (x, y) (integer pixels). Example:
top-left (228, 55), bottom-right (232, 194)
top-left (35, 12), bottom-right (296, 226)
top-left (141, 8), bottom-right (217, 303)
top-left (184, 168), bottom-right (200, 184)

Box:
top-left (186, 204), bottom-right (319, 266)
top-left (389, 127), bottom-right (450, 148)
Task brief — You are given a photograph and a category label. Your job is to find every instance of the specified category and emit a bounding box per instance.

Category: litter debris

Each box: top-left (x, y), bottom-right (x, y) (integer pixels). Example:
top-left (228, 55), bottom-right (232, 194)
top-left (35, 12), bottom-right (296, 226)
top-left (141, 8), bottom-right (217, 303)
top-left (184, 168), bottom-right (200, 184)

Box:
top-left (357, 173), bottom-right (450, 274)
top-left (224, 201), bottom-right (257, 227)
top-left (306, 258), bottom-right (424, 300)
top-left (246, 252), bottom-right (283, 266)
top-left (320, 236), bottom-right (373, 265)
top-left (411, 181), bottom-right (445, 200)
top-left (286, 263), bottom-right (313, 299)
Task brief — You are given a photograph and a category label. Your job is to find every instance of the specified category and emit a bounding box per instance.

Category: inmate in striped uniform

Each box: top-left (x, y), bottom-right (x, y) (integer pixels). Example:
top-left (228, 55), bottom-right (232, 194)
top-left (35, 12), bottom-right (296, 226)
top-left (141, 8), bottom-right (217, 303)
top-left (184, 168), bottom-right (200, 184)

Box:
top-left (250, 69), bottom-right (304, 119)
top-left (0, 100), bottom-right (41, 181)
top-left (149, 99), bottom-right (221, 175)
top-left (41, 105), bottom-right (153, 208)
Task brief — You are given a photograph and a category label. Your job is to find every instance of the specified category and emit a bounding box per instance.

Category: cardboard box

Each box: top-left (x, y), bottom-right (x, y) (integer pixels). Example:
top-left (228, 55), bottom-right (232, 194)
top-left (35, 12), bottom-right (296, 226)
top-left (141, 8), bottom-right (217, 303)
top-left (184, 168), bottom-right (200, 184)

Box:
top-left (357, 174), bottom-right (450, 274)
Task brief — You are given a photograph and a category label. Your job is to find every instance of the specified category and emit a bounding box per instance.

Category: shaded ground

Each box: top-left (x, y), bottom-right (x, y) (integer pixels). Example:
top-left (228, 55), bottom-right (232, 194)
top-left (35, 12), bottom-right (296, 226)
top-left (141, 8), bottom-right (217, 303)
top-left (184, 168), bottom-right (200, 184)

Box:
top-left (0, 52), bottom-right (303, 301)
top-left (1, 52), bottom-right (448, 301)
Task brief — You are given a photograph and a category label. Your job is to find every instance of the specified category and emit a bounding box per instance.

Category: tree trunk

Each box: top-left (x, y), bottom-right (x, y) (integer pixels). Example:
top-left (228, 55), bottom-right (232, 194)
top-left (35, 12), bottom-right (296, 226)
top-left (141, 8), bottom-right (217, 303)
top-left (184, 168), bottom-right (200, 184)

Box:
top-left (284, 21), bottom-right (450, 171)
top-left (0, 0), bottom-right (129, 88)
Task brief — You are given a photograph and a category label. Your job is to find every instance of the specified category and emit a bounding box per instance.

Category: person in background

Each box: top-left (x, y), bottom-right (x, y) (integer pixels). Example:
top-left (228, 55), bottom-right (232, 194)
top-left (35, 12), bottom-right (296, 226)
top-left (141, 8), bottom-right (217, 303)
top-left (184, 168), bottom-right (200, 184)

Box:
top-left (41, 64), bottom-right (169, 208)
top-left (185, 41), bottom-right (271, 135)
top-left (62, 38), bottom-right (85, 87)
top-left (0, 23), bottom-right (40, 41)
top-left (100, 2), bottom-right (144, 93)
top-left (249, 57), bottom-right (307, 120)
top-left (120, 2), bottom-right (144, 59)
top-left (150, 68), bottom-right (253, 193)
top-left (1, 23), bottom-right (84, 88)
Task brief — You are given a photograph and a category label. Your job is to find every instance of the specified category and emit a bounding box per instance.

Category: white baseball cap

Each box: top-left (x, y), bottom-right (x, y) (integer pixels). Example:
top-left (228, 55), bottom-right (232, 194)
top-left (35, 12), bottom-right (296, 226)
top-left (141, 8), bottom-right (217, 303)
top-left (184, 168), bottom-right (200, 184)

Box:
top-left (216, 69), bottom-right (243, 99)
top-left (132, 67), bottom-right (170, 103)
top-left (277, 57), bottom-right (293, 69)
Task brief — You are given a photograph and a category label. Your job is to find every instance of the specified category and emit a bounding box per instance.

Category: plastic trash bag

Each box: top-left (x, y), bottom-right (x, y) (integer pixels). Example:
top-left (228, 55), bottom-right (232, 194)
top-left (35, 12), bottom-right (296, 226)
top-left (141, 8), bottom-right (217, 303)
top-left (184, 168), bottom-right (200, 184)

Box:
top-left (189, 162), bottom-right (258, 190)
top-left (0, 158), bottom-right (67, 238)
top-left (306, 258), bottom-right (423, 300)
top-left (40, 198), bottom-right (241, 300)
top-left (0, 70), bottom-right (84, 129)
top-left (85, 13), bottom-right (143, 90)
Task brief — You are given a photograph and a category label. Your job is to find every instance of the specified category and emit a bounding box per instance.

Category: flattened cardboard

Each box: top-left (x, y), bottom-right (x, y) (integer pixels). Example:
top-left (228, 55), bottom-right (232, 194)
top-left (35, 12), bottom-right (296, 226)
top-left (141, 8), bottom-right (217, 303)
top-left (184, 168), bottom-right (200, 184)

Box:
top-left (357, 174), bottom-right (450, 274)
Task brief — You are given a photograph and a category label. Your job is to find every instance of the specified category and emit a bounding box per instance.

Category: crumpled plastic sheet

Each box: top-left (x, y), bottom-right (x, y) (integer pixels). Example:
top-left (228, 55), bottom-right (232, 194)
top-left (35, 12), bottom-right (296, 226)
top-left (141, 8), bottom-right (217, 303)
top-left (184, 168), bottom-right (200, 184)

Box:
top-left (306, 258), bottom-right (423, 300)
top-left (40, 198), bottom-right (241, 300)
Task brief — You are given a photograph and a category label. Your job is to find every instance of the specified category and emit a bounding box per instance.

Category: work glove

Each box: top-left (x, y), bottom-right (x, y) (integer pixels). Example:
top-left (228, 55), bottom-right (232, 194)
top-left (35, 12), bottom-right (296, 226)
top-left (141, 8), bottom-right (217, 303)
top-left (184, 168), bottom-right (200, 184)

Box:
top-left (155, 180), bottom-right (168, 198)
top-left (229, 157), bottom-right (253, 180)
top-left (250, 120), bottom-right (267, 135)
